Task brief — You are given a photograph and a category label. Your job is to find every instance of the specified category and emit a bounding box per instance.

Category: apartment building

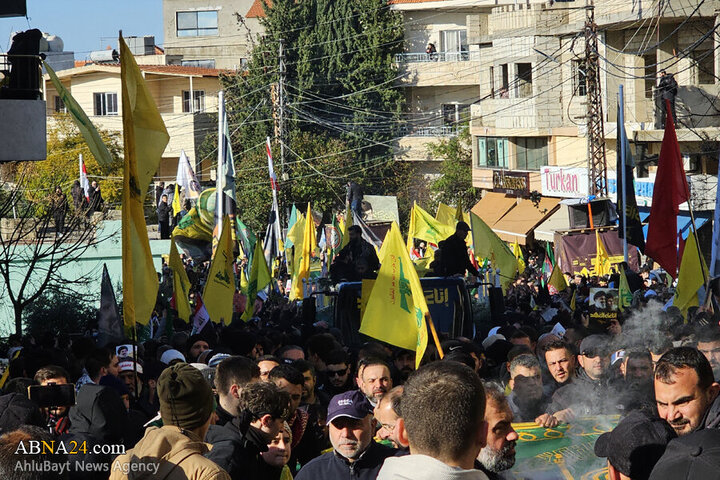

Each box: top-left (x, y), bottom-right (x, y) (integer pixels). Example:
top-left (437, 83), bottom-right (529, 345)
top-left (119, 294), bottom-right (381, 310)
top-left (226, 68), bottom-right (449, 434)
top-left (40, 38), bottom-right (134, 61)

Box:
top-left (43, 63), bottom-right (223, 181)
top-left (469, 0), bottom-right (720, 243)
top-left (163, 0), bottom-right (263, 70)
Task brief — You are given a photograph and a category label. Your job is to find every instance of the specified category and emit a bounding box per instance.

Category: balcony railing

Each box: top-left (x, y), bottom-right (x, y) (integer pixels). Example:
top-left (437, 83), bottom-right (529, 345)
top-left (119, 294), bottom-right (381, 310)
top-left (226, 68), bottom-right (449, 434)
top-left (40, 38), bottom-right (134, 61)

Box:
top-left (0, 53), bottom-right (44, 100)
top-left (401, 125), bottom-right (459, 137)
top-left (395, 51), bottom-right (481, 64)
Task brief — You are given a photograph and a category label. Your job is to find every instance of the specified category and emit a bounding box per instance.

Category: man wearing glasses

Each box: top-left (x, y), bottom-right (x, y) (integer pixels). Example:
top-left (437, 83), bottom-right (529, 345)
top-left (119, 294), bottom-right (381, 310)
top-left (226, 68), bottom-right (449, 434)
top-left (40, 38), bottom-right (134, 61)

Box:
top-left (319, 349), bottom-right (355, 398)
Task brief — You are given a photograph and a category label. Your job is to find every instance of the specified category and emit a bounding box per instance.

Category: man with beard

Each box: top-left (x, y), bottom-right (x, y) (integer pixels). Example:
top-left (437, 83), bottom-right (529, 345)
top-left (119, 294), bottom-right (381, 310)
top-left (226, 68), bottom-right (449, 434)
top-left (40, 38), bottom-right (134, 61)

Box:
top-left (392, 349), bottom-right (415, 385)
top-left (618, 350), bottom-right (655, 413)
top-left (543, 340), bottom-right (576, 396)
top-left (295, 390), bottom-right (398, 480)
top-left (655, 347), bottom-right (720, 436)
top-left (320, 349), bottom-right (354, 397)
top-left (696, 326), bottom-right (720, 380)
top-left (476, 382), bottom-right (519, 479)
top-left (356, 357), bottom-right (393, 407)
top-left (507, 355), bottom-right (558, 427)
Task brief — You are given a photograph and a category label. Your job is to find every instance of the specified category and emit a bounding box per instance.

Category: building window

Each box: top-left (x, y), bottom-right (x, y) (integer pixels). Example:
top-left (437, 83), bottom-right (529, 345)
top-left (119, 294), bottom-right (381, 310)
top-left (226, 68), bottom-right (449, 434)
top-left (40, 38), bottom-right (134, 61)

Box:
top-left (643, 54), bottom-right (656, 99)
top-left (176, 10), bottom-right (218, 37)
top-left (477, 137), bottom-right (509, 168)
top-left (440, 29), bottom-right (468, 60)
top-left (93, 92), bottom-right (118, 116)
top-left (442, 104), bottom-right (470, 127)
top-left (516, 63), bottom-right (532, 98)
top-left (54, 96), bottom-right (66, 113)
top-left (573, 60), bottom-right (587, 96)
top-left (183, 90), bottom-right (205, 113)
top-left (514, 137), bottom-right (548, 170)
top-left (500, 64), bottom-right (509, 98)
top-left (181, 59), bottom-right (216, 69)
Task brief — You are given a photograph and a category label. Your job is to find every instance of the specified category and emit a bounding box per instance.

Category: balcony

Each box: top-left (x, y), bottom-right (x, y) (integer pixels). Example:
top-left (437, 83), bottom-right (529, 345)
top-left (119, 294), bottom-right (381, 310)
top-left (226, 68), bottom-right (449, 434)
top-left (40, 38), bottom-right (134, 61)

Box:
top-left (0, 53), bottom-right (46, 162)
top-left (402, 125), bottom-right (460, 137)
top-left (395, 51), bottom-right (481, 87)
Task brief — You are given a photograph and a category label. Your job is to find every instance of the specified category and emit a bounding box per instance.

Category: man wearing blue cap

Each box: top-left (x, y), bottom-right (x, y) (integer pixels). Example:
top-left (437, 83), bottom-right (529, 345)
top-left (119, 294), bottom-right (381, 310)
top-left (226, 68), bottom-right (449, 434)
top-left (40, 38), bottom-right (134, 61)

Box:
top-left (295, 390), bottom-right (398, 480)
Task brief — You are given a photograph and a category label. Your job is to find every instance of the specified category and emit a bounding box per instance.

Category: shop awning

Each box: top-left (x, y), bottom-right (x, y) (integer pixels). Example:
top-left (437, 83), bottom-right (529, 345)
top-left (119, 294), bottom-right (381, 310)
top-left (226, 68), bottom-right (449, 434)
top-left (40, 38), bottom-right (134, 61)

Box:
top-left (534, 206), bottom-right (570, 242)
top-left (470, 192), bottom-right (517, 227)
top-left (492, 197), bottom-right (561, 245)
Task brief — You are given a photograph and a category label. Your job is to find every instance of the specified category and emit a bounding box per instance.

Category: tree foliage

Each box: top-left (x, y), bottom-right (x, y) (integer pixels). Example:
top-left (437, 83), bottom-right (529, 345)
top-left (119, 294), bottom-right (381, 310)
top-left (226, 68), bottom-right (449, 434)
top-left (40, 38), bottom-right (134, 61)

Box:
top-left (23, 288), bottom-right (96, 338)
top-left (427, 127), bottom-right (480, 210)
top-left (206, 0), bottom-right (416, 231)
top-left (19, 114), bottom-right (124, 209)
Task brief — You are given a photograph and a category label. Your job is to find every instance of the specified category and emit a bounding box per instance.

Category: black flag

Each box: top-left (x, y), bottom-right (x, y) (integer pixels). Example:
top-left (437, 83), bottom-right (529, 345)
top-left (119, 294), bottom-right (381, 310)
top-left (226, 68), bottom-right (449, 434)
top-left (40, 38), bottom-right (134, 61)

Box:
top-left (97, 264), bottom-right (124, 347)
top-left (617, 110), bottom-right (645, 252)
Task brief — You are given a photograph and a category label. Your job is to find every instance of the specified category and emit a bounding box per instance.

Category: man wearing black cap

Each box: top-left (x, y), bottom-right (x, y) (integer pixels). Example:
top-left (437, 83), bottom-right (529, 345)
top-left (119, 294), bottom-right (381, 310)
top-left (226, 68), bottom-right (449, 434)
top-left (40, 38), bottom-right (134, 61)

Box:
top-left (548, 334), bottom-right (618, 420)
top-left (436, 221), bottom-right (478, 278)
top-left (110, 363), bottom-right (230, 480)
top-left (295, 390), bottom-right (398, 480)
top-left (595, 410), bottom-right (676, 480)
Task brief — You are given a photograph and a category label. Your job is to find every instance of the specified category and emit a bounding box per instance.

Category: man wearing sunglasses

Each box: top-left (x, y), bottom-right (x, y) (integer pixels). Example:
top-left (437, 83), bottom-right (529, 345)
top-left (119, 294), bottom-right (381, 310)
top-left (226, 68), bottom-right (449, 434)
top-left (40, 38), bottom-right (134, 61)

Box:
top-left (319, 350), bottom-right (355, 398)
top-left (547, 334), bottom-right (619, 422)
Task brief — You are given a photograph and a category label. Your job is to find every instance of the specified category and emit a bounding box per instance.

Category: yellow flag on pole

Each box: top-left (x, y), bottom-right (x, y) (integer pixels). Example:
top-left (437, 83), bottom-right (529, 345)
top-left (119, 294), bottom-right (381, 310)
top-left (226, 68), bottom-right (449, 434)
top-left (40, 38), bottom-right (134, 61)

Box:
top-left (618, 268), bottom-right (633, 311)
top-left (292, 203), bottom-right (316, 300)
top-left (512, 240), bottom-right (526, 275)
top-left (674, 229), bottom-right (707, 317)
top-left (120, 35), bottom-right (169, 327)
top-left (469, 212), bottom-right (517, 293)
top-left (409, 204), bottom-right (455, 245)
top-left (570, 288), bottom-right (577, 311)
top-left (203, 215), bottom-right (236, 325)
top-left (360, 222), bottom-right (428, 368)
top-left (169, 240), bottom-right (192, 322)
top-left (435, 203), bottom-right (456, 226)
top-left (341, 208), bottom-right (352, 249)
top-left (593, 230), bottom-right (612, 276)
top-left (172, 183), bottom-right (182, 216)
top-left (547, 264), bottom-right (568, 295)
top-left (243, 240), bottom-right (272, 321)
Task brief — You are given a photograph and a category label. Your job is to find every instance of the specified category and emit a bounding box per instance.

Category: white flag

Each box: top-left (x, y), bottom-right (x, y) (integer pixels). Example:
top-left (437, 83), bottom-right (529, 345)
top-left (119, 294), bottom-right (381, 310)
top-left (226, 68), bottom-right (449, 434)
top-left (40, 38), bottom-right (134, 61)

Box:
top-left (176, 149), bottom-right (201, 200)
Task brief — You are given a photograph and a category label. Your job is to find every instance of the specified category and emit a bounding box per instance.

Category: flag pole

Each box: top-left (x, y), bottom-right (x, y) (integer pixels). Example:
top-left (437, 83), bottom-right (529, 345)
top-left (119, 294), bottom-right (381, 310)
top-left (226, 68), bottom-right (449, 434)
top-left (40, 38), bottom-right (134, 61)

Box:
top-left (425, 313), bottom-right (444, 359)
top-left (619, 85), bottom-right (629, 264)
top-left (217, 91), bottom-right (225, 239)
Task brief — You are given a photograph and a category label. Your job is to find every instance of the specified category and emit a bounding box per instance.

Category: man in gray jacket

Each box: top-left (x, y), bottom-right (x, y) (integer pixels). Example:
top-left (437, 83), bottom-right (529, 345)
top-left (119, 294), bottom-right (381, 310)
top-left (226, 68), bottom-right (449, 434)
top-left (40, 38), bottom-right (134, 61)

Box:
top-left (377, 362), bottom-right (490, 480)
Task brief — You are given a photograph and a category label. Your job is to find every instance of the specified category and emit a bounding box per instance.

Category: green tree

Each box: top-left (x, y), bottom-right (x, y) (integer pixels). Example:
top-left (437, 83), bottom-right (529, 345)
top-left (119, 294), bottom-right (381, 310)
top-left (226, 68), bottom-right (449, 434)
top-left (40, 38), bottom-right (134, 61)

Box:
top-left (23, 288), bottom-right (96, 338)
top-left (203, 0), bottom-right (416, 231)
top-left (427, 127), bottom-right (480, 211)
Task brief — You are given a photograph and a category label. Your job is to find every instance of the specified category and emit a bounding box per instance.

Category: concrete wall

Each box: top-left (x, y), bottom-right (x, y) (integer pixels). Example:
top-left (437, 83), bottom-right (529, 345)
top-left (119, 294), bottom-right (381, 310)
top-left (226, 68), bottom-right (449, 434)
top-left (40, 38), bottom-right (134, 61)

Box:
top-left (163, 0), bottom-right (263, 69)
top-left (0, 220), bottom-right (170, 335)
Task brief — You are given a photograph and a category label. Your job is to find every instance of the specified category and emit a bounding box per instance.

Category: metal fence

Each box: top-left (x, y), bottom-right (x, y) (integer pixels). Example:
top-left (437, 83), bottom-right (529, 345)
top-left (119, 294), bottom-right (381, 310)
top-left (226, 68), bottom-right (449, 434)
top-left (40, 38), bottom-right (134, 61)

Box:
top-left (395, 51), bottom-right (481, 63)
top-left (0, 53), bottom-right (44, 100)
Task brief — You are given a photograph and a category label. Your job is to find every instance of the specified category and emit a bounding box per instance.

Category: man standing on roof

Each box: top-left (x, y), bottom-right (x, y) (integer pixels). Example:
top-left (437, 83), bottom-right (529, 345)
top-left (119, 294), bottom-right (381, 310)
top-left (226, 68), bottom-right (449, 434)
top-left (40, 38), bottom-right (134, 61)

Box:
top-left (436, 221), bottom-right (479, 278)
top-left (346, 180), bottom-right (364, 219)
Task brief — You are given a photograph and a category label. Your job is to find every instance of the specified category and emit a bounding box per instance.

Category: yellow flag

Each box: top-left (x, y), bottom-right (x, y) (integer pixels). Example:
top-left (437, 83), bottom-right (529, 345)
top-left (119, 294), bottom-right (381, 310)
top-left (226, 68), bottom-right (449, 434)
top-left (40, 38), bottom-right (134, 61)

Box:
top-left (469, 212), bottom-right (517, 293)
top-left (292, 203), bottom-right (316, 300)
top-left (618, 268), bottom-right (633, 311)
top-left (406, 202), bottom-right (417, 254)
top-left (286, 212), bottom-right (305, 250)
top-left (243, 240), bottom-right (272, 321)
top-left (547, 264), bottom-right (568, 295)
top-left (169, 241), bottom-right (192, 322)
top-left (360, 222), bottom-right (428, 369)
top-left (674, 230), bottom-right (707, 317)
top-left (593, 230), bottom-right (612, 276)
top-left (172, 183), bottom-right (182, 216)
top-left (203, 216), bottom-right (236, 325)
top-left (341, 208), bottom-right (352, 249)
top-left (120, 36), bottom-right (170, 327)
top-left (570, 288), bottom-right (577, 311)
top-left (435, 203), bottom-right (456, 226)
top-left (455, 200), bottom-right (469, 223)
top-left (410, 204), bottom-right (455, 245)
top-left (512, 240), bottom-right (526, 275)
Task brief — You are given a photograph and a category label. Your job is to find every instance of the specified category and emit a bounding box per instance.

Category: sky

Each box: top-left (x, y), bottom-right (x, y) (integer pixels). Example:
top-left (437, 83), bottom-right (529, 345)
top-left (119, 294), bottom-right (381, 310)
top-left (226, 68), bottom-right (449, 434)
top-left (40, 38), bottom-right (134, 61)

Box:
top-left (0, 0), bottom-right (164, 57)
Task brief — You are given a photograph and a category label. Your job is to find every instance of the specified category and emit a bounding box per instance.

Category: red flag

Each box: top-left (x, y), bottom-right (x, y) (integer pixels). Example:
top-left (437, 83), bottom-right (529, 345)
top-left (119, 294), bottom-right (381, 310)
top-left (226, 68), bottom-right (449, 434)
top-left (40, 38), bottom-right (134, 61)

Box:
top-left (645, 100), bottom-right (690, 278)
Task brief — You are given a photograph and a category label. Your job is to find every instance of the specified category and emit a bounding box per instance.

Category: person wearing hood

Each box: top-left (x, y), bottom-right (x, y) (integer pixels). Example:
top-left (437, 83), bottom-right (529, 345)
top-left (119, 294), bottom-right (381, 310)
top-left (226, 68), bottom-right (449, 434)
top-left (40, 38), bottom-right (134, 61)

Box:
top-left (377, 362), bottom-right (490, 480)
top-left (295, 390), bottom-right (399, 480)
top-left (110, 362), bottom-right (230, 480)
top-left (205, 381), bottom-right (290, 480)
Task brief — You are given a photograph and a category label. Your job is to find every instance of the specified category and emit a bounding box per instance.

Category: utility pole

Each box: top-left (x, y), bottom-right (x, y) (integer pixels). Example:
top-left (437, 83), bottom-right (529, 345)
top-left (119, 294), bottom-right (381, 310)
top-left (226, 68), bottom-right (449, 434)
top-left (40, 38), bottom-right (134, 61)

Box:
top-left (585, 0), bottom-right (608, 197)
top-left (278, 38), bottom-right (287, 182)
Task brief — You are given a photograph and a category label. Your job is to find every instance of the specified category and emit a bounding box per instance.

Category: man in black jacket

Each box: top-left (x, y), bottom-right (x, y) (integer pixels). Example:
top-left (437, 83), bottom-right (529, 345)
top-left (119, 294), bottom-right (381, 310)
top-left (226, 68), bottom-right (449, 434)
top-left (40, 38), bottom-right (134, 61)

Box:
top-left (157, 194), bottom-right (171, 239)
top-left (295, 390), bottom-right (398, 480)
top-left (436, 221), bottom-right (478, 277)
top-left (205, 381), bottom-right (291, 480)
top-left (658, 70), bottom-right (678, 127)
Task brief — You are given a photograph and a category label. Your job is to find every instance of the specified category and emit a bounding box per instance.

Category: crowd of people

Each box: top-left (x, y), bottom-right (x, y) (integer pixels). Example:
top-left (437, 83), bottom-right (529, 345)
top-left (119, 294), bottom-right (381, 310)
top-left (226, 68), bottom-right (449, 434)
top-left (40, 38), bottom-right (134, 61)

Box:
top-left (2, 213), bottom-right (720, 480)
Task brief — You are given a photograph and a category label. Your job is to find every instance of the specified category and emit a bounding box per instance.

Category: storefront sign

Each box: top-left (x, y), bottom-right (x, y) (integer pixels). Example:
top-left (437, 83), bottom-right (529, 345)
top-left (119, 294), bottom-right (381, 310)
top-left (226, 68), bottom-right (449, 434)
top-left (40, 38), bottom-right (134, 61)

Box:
top-left (540, 166), bottom-right (589, 198)
top-left (492, 171), bottom-right (530, 196)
